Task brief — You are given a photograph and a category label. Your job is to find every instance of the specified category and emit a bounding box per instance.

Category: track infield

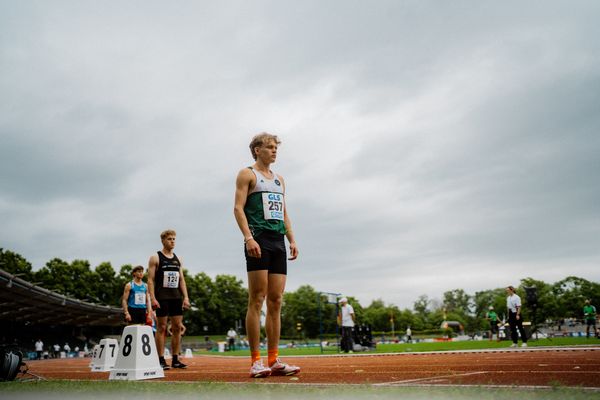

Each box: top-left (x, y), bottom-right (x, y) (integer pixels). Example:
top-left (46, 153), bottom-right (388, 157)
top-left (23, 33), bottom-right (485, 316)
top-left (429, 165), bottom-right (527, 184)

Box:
top-left (22, 346), bottom-right (600, 388)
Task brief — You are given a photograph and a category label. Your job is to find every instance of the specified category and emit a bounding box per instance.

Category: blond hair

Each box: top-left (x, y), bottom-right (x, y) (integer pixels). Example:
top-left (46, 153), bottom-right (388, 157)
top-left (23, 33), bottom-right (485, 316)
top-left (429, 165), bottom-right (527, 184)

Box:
top-left (249, 132), bottom-right (281, 160)
top-left (160, 229), bottom-right (176, 240)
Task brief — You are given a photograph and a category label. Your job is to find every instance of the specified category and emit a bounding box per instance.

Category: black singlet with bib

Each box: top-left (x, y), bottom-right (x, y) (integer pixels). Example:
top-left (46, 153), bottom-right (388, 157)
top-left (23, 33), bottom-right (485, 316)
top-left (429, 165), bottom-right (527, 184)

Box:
top-left (154, 251), bottom-right (182, 300)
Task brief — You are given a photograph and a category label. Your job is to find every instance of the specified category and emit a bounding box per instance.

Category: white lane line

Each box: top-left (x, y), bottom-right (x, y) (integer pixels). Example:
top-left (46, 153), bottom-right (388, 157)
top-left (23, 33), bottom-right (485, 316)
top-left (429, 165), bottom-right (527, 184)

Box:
top-left (374, 371), bottom-right (488, 386)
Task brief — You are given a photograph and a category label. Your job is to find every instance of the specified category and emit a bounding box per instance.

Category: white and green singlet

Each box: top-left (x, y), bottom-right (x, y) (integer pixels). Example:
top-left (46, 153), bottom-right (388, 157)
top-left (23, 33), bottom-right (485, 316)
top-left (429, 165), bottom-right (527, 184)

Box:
top-left (244, 167), bottom-right (286, 236)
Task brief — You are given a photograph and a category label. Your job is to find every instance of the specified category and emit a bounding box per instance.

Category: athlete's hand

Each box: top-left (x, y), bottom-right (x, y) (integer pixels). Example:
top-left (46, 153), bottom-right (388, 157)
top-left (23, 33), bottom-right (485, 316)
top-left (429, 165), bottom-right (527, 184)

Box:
top-left (124, 313), bottom-right (132, 322)
top-left (151, 298), bottom-right (160, 309)
top-left (516, 314), bottom-right (521, 320)
top-left (288, 242), bottom-right (298, 260)
top-left (182, 298), bottom-right (191, 310)
top-left (246, 239), bottom-right (261, 258)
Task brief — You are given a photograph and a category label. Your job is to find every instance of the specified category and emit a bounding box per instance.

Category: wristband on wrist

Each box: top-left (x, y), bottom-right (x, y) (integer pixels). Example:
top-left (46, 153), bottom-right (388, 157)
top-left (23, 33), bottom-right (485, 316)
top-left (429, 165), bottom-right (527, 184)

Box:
top-left (244, 236), bottom-right (254, 244)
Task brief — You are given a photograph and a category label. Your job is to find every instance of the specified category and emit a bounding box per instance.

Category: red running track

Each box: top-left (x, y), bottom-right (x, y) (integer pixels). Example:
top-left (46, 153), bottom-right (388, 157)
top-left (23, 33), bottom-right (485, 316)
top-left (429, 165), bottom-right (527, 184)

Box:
top-left (23, 347), bottom-right (600, 388)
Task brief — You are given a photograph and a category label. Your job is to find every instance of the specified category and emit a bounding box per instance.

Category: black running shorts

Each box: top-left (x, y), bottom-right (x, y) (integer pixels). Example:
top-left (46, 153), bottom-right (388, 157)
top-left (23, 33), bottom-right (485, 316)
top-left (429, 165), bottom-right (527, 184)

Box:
top-left (155, 298), bottom-right (183, 317)
top-left (245, 230), bottom-right (287, 275)
top-left (127, 307), bottom-right (147, 324)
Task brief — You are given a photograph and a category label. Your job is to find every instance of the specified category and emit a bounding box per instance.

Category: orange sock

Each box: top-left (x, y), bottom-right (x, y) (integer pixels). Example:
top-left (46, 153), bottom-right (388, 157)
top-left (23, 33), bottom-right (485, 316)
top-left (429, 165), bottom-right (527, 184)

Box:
top-left (268, 349), bottom-right (278, 366)
top-left (251, 350), bottom-right (261, 365)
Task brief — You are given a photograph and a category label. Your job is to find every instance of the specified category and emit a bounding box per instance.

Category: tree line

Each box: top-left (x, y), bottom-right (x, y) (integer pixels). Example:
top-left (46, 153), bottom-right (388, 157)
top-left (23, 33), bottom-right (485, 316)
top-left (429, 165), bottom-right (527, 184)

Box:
top-left (2, 248), bottom-right (598, 338)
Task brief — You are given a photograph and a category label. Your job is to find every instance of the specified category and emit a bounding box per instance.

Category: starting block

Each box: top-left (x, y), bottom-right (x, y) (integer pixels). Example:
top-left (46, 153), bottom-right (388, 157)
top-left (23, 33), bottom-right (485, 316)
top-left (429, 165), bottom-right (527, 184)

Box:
top-left (91, 339), bottom-right (118, 372)
top-left (89, 344), bottom-right (100, 368)
top-left (109, 325), bottom-right (164, 381)
top-left (184, 348), bottom-right (193, 359)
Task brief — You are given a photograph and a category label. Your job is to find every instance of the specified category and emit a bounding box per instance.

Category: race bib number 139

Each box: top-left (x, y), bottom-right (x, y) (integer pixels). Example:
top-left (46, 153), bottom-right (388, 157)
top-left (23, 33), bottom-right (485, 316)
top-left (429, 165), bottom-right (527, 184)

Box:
top-left (262, 192), bottom-right (284, 221)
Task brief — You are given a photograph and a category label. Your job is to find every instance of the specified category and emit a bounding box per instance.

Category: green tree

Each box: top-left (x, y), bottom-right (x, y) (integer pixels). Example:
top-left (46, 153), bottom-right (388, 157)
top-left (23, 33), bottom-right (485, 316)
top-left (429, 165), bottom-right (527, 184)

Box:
top-left (212, 274), bottom-right (247, 334)
top-left (0, 248), bottom-right (34, 281)
top-left (34, 258), bottom-right (94, 298)
top-left (552, 276), bottom-right (600, 321)
top-left (281, 285), bottom-right (320, 338)
top-left (519, 277), bottom-right (553, 326)
top-left (442, 289), bottom-right (472, 315)
top-left (473, 288), bottom-right (507, 329)
top-left (185, 271), bottom-right (218, 335)
top-left (412, 294), bottom-right (431, 330)
top-left (362, 299), bottom-right (400, 333)
top-left (396, 309), bottom-right (416, 333)
top-left (92, 262), bottom-right (119, 306)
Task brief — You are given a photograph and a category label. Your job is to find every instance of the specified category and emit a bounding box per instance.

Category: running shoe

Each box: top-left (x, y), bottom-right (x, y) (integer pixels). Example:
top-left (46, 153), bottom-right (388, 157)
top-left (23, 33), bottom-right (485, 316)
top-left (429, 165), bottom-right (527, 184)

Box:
top-left (270, 358), bottom-right (300, 376)
top-left (521, 343), bottom-right (528, 348)
top-left (510, 343), bottom-right (518, 348)
top-left (249, 360), bottom-right (271, 378)
top-left (171, 360), bottom-right (188, 369)
top-left (160, 359), bottom-right (171, 370)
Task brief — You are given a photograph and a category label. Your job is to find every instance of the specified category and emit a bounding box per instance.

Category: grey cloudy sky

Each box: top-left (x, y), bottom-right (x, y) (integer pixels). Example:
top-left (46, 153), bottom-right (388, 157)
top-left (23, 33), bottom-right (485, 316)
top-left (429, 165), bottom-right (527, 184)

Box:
top-left (1, 1), bottom-right (599, 309)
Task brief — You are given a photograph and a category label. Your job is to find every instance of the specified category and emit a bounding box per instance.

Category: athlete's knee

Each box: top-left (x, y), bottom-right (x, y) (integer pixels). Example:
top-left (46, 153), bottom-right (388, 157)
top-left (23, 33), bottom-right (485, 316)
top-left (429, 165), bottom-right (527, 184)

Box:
top-left (266, 293), bottom-right (283, 310)
top-left (156, 320), bottom-right (168, 332)
top-left (248, 292), bottom-right (266, 311)
top-left (171, 322), bottom-right (182, 334)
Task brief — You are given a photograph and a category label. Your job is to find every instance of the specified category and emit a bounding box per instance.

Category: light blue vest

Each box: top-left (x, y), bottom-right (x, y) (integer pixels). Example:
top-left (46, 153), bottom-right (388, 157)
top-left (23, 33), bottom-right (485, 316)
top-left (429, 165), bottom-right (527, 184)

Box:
top-left (127, 280), bottom-right (148, 309)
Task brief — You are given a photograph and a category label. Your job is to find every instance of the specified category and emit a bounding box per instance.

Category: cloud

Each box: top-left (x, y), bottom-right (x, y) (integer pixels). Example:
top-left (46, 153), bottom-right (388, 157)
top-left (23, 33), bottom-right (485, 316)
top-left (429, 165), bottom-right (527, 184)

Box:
top-left (1, 1), bottom-right (599, 309)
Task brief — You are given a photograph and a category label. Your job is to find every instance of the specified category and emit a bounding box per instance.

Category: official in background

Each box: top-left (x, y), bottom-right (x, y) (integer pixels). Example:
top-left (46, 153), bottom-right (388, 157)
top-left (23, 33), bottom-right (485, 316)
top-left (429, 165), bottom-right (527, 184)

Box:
top-left (506, 285), bottom-right (528, 348)
top-left (227, 328), bottom-right (237, 351)
top-left (338, 297), bottom-right (355, 353)
top-left (34, 339), bottom-right (44, 360)
top-left (486, 306), bottom-right (499, 341)
top-left (583, 299), bottom-right (597, 338)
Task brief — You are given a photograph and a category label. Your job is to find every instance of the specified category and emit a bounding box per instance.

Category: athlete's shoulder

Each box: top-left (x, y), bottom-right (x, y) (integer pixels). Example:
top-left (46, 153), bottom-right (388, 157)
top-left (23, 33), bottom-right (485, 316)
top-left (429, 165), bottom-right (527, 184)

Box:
top-left (237, 166), bottom-right (256, 180)
top-left (148, 253), bottom-right (159, 265)
top-left (238, 166), bottom-right (254, 174)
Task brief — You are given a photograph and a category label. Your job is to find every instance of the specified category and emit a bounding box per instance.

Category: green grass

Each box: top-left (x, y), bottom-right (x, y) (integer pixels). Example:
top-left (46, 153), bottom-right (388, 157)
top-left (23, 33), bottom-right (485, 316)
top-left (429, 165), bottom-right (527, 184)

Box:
top-left (194, 336), bottom-right (600, 357)
top-left (2, 381), bottom-right (600, 400)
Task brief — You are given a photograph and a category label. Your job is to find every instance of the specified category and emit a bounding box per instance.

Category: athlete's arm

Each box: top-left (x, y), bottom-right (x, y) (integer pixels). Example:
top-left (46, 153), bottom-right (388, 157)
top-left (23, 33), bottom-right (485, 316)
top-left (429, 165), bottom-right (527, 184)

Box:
top-left (147, 254), bottom-right (160, 309)
top-left (122, 283), bottom-right (132, 322)
top-left (145, 283), bottom-right (153, 316)
top-left (234, 168), bottom-right (261, 258)
top-left (178, 261), bottom-right (191, 310)
top-left (280, 175), bottom-right (298, 261)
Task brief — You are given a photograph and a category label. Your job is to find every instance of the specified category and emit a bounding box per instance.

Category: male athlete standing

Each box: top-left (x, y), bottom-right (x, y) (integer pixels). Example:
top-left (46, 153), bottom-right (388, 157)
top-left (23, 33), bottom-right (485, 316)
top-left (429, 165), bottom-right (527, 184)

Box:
top-left (234, 132), bottom-right (300, 378)
top-left (148, 229), bottom-right (190, 370)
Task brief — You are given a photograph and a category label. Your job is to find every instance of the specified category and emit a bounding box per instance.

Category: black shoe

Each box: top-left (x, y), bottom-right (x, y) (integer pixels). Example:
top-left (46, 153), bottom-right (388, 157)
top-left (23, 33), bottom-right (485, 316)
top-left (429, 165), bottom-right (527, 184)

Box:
top-left (171, 360), bottom-right (187, 369)
top-left (160, 360), bottom-right (171, 370)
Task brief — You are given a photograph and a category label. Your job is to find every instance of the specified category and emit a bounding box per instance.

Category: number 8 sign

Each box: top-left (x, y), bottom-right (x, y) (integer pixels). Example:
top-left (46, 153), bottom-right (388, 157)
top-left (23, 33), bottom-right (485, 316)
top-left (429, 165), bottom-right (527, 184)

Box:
top-left (109, 325), bottom-right (164, 380)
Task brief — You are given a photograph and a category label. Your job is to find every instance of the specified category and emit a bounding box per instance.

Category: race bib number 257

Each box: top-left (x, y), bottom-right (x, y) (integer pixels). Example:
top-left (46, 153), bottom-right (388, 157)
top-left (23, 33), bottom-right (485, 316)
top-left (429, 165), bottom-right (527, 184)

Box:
top-left (262, 192), bottom-right (284, 221)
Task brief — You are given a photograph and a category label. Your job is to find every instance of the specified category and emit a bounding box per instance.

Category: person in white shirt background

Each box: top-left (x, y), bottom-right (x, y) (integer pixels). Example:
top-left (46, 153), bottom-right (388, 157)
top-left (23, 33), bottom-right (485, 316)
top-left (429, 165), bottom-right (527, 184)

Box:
top-left (506, 285), bottom-right (528, 348)
top-left (338, 297), bottom-right (356, 353)
top-left (227, 328), bottom-right (238, 351)
top-left (34, 338), bottom-right (43, 360)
